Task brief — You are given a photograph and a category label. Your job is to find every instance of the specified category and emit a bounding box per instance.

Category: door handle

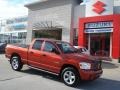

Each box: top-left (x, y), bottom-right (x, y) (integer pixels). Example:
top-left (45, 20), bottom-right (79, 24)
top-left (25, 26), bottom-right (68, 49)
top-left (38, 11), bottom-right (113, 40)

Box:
top-left (42, 54), bottom-right (46, 56)
top-left (30, 51), bottom-right (34, 54)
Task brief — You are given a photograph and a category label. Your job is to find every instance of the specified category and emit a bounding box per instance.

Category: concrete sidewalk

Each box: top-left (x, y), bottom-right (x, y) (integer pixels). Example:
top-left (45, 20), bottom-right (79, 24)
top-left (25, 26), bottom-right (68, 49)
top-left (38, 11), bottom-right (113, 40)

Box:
top-left (0, 54), bottom-right (120, 90)
top-left (102, 59), bottom-right (120, 67)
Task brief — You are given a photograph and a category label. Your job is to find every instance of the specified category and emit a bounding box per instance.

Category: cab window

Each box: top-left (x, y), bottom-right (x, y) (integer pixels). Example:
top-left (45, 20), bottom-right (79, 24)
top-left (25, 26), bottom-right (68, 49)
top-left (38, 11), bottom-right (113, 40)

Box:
top-left (43, 42), bottom-right (58, 53)
top-left (32, 40), bottom-right (43, 50)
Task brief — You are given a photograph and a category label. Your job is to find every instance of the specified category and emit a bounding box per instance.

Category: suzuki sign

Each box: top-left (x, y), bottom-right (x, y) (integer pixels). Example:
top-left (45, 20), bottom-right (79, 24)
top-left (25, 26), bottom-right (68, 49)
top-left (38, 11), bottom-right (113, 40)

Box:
top-left (85, 0), bottom-right (113, 17)
top-left (92, 1), bottom-right (106, 14)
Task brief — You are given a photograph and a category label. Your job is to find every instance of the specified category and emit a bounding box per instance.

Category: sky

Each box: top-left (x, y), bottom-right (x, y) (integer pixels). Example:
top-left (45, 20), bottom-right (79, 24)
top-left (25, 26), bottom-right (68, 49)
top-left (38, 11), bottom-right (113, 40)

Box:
top-left (81, 0), bottom-right (120, 5)
top-left (0, 0), bottom-right (40, 19)
top-left (0, 0), bottom-right (120, 19)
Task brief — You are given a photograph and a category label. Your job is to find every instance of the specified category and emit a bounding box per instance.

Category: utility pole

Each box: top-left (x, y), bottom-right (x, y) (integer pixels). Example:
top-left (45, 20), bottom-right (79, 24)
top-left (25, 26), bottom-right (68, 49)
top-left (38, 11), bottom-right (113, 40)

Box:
top-left (119, 28), bottom-right (120, 63)
top-left (0, 18), bottom-right (2, 43)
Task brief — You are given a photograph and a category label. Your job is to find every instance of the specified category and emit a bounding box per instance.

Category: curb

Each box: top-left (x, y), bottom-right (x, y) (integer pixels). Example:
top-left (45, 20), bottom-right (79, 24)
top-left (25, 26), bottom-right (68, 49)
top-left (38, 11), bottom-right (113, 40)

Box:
top-left (102, 60), bottom-right (120, 66)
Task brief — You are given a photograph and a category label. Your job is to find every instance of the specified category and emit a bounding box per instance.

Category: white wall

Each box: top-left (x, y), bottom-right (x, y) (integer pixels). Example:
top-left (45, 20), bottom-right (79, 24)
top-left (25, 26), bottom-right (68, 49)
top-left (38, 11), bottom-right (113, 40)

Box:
top-left (73, 5), bottom-right (85, 28)
top-left (114, 0), bottom-right (120, 6)
top-left (85, 0), bottom-right (113, 17)
top-left (26, 0), bottom-right (73, 44)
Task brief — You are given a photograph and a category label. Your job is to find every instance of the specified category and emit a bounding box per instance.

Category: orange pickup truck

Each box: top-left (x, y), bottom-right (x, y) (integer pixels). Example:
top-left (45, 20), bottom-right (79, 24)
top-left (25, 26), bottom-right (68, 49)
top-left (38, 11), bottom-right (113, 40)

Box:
top-left (5, 38), bottom-right (103, 87)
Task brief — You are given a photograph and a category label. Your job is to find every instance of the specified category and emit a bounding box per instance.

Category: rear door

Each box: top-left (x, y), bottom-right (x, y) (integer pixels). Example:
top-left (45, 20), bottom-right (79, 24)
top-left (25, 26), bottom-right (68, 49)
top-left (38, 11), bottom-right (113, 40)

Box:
top-left (41, 41), bottom-right (62, 73)
top-left (28, 40), bottom-right (44, 68)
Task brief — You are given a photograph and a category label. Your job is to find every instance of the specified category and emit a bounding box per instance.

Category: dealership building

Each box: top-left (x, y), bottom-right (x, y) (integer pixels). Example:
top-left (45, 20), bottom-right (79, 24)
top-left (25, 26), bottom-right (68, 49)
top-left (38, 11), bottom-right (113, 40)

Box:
top-left (0, 16), bottom-right (27, 44)
top-left (25, 0), bottom-right (120, 59)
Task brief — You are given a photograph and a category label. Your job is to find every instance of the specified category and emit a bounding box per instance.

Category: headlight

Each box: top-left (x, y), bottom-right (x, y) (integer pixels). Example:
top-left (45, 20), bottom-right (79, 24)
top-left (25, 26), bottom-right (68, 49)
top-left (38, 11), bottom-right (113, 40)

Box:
top-left (79, 62), bottom-right (91, 70)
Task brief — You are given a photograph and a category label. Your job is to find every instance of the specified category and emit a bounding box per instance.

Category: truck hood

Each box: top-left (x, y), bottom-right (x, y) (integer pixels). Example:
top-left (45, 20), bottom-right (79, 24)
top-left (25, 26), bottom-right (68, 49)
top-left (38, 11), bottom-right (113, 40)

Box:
top-left (63, 53), bottom-right (98, 62)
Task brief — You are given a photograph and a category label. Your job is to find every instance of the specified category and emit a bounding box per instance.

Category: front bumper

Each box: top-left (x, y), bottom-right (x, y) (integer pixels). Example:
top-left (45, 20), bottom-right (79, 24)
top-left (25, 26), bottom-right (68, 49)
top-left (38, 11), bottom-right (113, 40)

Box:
top-left (80, 69), bottom-right (103, 80)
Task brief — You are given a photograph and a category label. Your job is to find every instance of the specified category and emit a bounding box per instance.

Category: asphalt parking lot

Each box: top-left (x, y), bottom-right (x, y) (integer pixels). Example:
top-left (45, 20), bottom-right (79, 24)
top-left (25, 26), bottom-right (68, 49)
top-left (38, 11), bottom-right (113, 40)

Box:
top-left (0, 54), bottom-right (120, 90)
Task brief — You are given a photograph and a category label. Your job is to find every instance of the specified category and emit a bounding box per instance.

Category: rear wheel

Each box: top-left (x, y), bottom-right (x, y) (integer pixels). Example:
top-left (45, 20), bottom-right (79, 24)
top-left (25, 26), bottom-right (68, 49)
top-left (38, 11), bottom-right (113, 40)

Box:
top-left (11, 56), bottom-right (23, 71)
top-left (61, 67), bottom-right (80, 87)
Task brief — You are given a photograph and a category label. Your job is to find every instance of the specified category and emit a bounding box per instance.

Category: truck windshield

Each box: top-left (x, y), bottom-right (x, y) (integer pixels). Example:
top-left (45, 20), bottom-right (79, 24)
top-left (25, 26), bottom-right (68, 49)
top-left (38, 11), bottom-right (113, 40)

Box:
top-left (56, 42), bottom-right (77, 54)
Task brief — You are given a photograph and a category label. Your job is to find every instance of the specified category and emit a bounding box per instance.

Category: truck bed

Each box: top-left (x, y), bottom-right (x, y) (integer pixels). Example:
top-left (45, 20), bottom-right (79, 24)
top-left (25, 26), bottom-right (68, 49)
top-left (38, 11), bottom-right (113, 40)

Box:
top-left (5, 44), bottom-right (28, 64)
top-left (11, 44), bottom-right (29, 48)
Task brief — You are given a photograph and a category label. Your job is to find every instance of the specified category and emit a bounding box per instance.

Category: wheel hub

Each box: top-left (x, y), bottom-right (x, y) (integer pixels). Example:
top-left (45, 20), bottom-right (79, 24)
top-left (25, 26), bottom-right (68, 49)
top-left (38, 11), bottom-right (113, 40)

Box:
top-left (12, 58), bottom-right (18, 70)
top-left (63, 71), bottom-right (75, 85)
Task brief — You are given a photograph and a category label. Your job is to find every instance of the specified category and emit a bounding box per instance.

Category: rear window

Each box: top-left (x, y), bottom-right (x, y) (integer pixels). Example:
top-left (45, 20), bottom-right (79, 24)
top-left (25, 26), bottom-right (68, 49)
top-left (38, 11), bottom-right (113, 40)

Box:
top-left (32, 40), bottom-right (43, 50)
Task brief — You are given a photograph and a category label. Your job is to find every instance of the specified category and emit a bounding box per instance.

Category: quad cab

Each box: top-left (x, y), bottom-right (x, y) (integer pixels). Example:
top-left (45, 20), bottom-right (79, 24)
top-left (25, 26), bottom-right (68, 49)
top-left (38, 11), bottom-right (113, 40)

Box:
top-left (5, 38), bottom-right (103, 87)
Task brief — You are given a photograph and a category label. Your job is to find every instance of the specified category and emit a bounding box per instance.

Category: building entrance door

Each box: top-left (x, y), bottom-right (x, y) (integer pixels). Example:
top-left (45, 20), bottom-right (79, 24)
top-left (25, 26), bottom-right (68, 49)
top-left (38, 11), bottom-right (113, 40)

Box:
top-left (89, 33), bottom-right (110, 56)
top-left (33, 29), bottom-right (62, 40)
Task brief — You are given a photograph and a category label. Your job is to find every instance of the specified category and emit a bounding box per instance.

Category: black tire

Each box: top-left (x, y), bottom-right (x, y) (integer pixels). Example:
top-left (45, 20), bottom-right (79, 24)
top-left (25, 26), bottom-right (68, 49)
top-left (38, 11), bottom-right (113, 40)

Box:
top-left (61, 67), bottom-right (80, 87)
top-left (10, 56), bottom-right (23, 71)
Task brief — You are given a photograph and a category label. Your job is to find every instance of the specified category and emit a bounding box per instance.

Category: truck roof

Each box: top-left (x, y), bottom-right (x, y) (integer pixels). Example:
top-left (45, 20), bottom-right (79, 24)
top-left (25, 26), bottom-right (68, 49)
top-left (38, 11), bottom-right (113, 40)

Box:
top-left (34, 38), bottom-right (63, 42)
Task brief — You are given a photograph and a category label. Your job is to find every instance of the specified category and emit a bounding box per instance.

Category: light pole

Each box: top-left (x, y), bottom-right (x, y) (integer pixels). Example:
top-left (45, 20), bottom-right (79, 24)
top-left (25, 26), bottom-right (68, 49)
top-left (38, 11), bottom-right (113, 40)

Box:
top-left (0, 18), bottom-right (6, 43)
top-left (0, 18), bottom-right (2, 43)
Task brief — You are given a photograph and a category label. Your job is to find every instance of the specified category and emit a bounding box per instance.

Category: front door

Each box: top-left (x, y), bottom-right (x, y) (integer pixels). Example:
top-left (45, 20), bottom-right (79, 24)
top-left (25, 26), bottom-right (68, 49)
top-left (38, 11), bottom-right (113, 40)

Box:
top-left (41, 41), bottom-right (62, 74)
top-left (89, 33), bottom-right (110, 56)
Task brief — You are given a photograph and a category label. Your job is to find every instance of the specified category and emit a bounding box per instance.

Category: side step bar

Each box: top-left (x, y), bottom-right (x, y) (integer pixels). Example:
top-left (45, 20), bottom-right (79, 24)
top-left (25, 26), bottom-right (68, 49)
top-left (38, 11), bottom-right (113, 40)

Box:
top-left (28, 66), bottom-right (59, 76)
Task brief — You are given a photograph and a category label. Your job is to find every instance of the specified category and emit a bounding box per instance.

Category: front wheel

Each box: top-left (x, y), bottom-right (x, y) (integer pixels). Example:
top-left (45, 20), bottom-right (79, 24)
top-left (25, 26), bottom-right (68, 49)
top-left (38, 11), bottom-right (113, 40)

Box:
top-left (11, 56), bottom-right (23, 71)
top-left (61, 67), bottom-right (80, 87)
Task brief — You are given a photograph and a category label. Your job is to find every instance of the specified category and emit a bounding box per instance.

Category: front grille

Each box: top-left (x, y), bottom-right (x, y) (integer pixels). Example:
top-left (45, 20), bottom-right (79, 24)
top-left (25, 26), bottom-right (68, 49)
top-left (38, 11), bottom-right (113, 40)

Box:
top-left (92, 60), bottom-right (102, 71)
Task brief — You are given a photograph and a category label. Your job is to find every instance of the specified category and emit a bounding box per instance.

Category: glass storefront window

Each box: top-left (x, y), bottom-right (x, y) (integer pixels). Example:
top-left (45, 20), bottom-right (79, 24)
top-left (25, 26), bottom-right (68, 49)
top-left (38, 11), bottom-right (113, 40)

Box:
top-left (0, 32), bottom-right (27, 44)
top-left (73, 29), bottom-right (78, 46)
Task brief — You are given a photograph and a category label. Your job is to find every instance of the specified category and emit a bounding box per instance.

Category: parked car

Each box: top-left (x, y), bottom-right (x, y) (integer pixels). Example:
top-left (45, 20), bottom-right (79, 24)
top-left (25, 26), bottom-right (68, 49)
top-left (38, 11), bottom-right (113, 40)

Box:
top-left (5, 38), bottom-right (102, 87)
top-left (74, 46), bottom-right (90, 55)
top-left (95, 50), bottom-right (112, 61)
top-left (95, 50), bottom-right (109, 56)
top-left (0, 43), bottom-right (7, 53)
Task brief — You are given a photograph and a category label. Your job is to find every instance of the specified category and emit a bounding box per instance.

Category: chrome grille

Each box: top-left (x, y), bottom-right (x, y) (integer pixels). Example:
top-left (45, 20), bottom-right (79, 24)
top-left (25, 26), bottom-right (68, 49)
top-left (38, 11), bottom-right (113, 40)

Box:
top-left (92, 60), bottom-right (102, 71)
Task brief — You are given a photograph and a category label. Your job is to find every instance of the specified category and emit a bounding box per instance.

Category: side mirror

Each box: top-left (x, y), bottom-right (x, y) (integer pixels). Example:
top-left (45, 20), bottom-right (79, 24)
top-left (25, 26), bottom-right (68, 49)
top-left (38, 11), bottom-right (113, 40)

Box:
top-left (51, 48), bottom-right (60, 54)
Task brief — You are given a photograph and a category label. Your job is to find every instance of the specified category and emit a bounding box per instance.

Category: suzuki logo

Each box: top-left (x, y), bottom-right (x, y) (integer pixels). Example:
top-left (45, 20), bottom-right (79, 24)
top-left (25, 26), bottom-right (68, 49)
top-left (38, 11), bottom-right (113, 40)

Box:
top-left (92, 1), bottom-right (106, 14)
